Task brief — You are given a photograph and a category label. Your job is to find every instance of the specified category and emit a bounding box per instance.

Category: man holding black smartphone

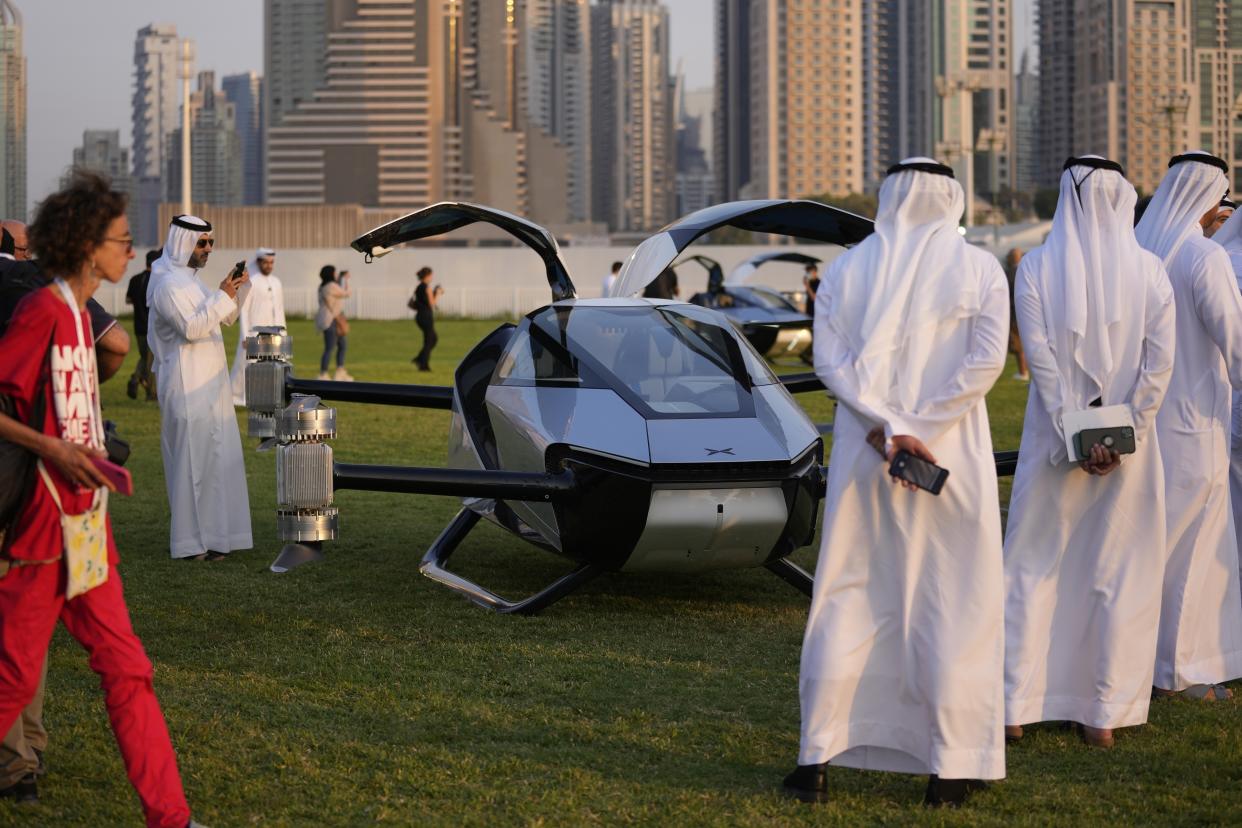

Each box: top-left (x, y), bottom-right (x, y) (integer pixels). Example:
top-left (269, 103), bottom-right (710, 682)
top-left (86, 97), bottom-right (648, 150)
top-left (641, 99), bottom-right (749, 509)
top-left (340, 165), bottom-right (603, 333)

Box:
top-left (148, 215), bottom-right (253, 561)
top-left (785, 159), bottom-right (1009, 808)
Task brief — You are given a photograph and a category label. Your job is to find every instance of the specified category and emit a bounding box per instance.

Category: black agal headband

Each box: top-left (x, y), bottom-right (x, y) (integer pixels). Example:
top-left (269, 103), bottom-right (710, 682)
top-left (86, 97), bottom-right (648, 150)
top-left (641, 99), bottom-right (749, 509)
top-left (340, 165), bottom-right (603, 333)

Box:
top-left (1168, 152), bottom-right (1229, 174)
top-left (886, 160), bottom-right (955, 179)
top-left (1063, 156), bottom-right (1124, 175)
top-left (171, 215), bottom-right (213, 233)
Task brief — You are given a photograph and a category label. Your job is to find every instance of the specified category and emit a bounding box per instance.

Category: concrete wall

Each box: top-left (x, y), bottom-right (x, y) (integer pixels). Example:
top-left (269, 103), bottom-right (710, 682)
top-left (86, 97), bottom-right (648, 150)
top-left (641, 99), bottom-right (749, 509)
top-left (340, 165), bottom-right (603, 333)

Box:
top-left (92, 243), bottom-right (851, 320)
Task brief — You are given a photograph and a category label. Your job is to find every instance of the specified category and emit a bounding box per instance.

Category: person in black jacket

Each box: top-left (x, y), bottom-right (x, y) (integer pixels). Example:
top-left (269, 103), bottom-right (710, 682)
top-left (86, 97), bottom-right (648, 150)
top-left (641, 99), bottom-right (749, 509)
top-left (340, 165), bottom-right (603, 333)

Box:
top-left (410, 266), bottom-right (442, 371)
top-left (124, 249), bottom-right (161, 400)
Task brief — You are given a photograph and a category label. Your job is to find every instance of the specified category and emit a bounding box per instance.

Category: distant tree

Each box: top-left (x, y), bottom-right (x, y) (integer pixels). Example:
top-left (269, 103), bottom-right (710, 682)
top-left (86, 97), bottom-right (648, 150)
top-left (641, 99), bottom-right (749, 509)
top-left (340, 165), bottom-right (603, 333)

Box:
top-left (707, 225), bottom-right (756, 245)
top-left (806, 191), bottom-right (879, 219)
top-left (1033, 188), bottom-right (1059, 220)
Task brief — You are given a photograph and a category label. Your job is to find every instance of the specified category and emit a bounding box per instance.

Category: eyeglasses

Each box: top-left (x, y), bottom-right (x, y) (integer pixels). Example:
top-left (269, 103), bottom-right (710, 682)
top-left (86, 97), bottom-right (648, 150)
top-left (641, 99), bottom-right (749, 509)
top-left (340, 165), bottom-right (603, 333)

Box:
top-left (196, 238), bottom-right (215, 249)
top-left (104, 236), bottom-right (135, 253)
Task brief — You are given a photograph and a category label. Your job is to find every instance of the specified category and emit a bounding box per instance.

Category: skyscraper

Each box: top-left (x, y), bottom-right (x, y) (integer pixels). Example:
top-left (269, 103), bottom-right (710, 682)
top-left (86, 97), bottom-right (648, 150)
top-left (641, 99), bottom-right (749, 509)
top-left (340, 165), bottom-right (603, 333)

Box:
top-left (713, 0), bottom-right (750, 203)
top-left (67, 130), bottom-right (135, 233)
top-left (675, 74), bottom-right (715, 216)
top-left (1035, 0), bottom-right (1236, 195)
top-left (1035, 0), bottom-right (1071, 189)
top-left (714, 1), bottom-right (868, 202)
top-left (1190, 0), bottom-right (1242, 192)
top-left (167, 72), bottom-right (244, 207)
top-left (905, 0), bottom-right (1014, 220)
top-left (1013, 49), bottom-right (1039, 193)
top-left (524, 0), bottom-right (593, 222)
top-left (0, 0), bottom-right (26, 221)
top-left (223, 72), bottom-right (264, 205)
top-left (132, 23), bottom-right (184, 242)
top-left (265, 0), bottom-right (575, 226)
top-left (265, 0), bottom-right (441, 208)
top-left (592, 0), bottom-right (675, 232)
top-left (265, 0), bottom-right (343, 130)
top-left (68, 130), bottom-right (132, 191)
top-left (861, 0), bottom-right (902, 191)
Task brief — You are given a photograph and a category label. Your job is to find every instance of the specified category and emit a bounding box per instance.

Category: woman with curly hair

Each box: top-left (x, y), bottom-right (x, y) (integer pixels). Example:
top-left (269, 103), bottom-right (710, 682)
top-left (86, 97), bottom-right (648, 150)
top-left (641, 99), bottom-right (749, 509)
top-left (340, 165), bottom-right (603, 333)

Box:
top-left (0, 172), bottom-right (203, 828)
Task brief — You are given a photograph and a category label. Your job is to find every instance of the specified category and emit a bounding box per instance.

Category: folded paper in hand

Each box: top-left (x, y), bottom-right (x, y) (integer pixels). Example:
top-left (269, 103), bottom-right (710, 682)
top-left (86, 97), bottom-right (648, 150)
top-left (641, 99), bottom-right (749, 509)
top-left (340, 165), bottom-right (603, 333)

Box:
top-left (1062, 404), bottom-right (1133, 463)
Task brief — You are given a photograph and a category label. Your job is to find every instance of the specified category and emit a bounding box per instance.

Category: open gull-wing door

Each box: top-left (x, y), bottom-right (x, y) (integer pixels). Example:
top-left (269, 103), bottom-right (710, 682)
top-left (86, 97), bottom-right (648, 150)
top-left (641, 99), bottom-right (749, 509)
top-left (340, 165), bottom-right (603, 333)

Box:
top-left (673, 254), bottom-right (725, 293)
top-left (727, 250), bottom-right (823, 286)
top-left (612, 199), bottom-right (873, 299)
top-left (351, 201), bottom-right (576, 301)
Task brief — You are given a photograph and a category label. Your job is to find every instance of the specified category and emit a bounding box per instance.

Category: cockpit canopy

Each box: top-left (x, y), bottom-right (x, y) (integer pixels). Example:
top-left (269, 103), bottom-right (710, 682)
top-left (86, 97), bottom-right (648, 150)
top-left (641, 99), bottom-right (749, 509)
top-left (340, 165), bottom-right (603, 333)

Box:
top-left (494, 303), bottom-right (778, 418)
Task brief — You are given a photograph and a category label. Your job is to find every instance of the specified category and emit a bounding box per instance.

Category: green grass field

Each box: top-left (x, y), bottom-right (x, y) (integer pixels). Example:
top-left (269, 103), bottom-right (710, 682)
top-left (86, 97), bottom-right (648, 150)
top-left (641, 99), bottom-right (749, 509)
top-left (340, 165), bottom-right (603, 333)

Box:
top-left (3, 317), bottom-right (1239, 827)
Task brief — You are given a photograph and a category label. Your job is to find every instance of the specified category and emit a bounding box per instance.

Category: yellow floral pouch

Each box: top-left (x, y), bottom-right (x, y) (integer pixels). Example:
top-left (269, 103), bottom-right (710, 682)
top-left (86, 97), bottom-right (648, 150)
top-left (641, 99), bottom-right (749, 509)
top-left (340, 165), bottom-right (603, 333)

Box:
top-left (37, 462), bottom-right (108, 599)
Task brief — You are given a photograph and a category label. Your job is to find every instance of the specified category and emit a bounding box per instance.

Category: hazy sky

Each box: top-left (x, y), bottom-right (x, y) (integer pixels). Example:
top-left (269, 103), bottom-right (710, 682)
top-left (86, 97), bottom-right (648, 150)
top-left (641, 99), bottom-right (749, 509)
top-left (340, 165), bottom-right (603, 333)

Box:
top-left (21, 0), bottom-right (1034, 215)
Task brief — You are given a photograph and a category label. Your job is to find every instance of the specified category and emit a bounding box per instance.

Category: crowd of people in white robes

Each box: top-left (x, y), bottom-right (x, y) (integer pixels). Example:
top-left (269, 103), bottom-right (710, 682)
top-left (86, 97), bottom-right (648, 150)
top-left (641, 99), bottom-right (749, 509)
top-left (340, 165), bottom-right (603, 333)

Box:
top-left (789, 151), bottom-right (1242, 808)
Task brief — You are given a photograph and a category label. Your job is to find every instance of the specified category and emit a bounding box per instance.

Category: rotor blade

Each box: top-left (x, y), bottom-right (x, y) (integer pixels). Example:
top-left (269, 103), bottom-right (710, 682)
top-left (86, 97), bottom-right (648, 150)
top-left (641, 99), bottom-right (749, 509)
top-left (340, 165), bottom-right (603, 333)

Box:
top-left (288, 377), bottom-right (453, 410)
top-left (778, 371), bottom-right (825, 394)
top-left (333, 464), bottom-right (576, 501)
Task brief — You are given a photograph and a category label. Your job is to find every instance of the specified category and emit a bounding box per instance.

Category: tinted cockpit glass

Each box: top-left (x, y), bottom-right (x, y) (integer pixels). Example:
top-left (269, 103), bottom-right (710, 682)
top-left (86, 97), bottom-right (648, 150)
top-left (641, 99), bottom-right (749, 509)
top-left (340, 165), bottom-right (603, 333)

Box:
top-left (524, 304), bottom-right (776, 417)
top-left (731, 287), bottom-right (800, 312)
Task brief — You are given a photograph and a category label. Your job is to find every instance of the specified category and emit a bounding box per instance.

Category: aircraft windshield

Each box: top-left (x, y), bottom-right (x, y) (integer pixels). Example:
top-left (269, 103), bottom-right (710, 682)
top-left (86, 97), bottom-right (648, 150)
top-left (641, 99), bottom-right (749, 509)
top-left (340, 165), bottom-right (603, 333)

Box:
top-left (731, 287), bottom-right (799, 312)
top-left (525, 304), bottom-right (777, 417)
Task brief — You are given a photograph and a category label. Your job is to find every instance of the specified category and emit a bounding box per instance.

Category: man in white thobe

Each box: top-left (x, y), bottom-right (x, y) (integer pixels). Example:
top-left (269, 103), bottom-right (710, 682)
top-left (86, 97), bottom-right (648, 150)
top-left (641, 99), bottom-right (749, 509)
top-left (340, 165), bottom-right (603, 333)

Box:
top-left (229, 247), bottom-right (285, 406)
top-left (1136, 151), bottom-right (1242, 701)
top-left (1004, 157), bottom-right (1176, 748)
top-left (1214, 209), bottom-right (1242, 595)
top-left (787, 159), bottom-right (1008, 808)
top-left (148, 215), bottom-right (254, 560)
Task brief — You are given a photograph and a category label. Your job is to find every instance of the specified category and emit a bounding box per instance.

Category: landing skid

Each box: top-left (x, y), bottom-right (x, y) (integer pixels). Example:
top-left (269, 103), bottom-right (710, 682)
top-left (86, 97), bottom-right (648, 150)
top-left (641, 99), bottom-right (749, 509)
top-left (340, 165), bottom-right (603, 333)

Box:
top-left (420, 508), bottom-right (603, 615)
top-left (765, 557), bottom-right (815, 597)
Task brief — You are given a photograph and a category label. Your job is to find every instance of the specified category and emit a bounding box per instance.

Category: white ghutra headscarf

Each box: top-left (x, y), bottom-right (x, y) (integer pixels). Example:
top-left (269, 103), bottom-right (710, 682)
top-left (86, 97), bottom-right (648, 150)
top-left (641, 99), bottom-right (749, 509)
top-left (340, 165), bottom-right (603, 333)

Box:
top-left (1135, 151), bottom-right (1229, 266)
top-left (1214, 200), bottom-right (1242, 257)
top-left (1023, 156), bottom-right (1139, 401)
top-left (147, 214), bottom-right (213, 306)
top-left (823, 157), bottom-right (976, 412)
top-left (146, 215), bottom-right (213, 375)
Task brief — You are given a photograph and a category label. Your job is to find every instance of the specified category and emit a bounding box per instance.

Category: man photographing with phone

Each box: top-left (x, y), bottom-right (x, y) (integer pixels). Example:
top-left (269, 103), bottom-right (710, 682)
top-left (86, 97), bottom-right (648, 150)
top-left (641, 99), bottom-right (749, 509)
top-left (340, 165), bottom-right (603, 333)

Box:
top-left (147, 215), bottom-right (254, 562)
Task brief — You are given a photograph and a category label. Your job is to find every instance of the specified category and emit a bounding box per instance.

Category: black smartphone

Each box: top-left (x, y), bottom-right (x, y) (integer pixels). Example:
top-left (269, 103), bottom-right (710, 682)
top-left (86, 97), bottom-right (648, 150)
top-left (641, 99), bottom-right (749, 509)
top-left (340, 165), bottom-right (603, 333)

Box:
top-left (1074, 425), bottom-right (1135, 460)
top-left (888, 449), bottom-right (949, 495)
top-left (230, 260), bottom-right (246, 281)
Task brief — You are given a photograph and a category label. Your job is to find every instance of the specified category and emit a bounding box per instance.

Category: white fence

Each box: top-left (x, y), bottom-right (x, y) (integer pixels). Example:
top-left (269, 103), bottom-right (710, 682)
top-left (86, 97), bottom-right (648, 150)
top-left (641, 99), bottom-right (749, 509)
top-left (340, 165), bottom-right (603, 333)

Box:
top-left (90, 243), bottom-right (851, 320)
top-left (283, 285), bottom-right (555, 320)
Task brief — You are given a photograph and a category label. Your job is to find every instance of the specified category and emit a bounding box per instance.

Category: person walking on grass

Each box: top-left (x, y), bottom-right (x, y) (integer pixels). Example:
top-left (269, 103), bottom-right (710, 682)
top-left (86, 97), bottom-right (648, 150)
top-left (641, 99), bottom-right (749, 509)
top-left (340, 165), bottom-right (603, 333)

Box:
top-left (0, 215), bottom-right (135, 805)
top-left (0, 171), bottom-right (206, 828)
top-left (124, 249), bottom-right (160, 401)
top-left (315, 265), bottom-right (353, 381)
top-left (410, 265), bottom-right (442, 371)
top-left (1003, 248), bottom-right (1030, 381)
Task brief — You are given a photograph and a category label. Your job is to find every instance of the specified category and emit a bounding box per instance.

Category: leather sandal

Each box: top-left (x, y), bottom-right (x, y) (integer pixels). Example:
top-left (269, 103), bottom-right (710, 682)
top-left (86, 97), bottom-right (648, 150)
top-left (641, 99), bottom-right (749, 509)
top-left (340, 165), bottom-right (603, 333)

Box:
top-left (782, 763), bottom-right (829, 804)
top-left (1078, 724), bottom-right (1114, 749)
top-left (1004, 725), bottom-right (1024, 743)
top-left (1181, 683), bottom-right (1233, 701)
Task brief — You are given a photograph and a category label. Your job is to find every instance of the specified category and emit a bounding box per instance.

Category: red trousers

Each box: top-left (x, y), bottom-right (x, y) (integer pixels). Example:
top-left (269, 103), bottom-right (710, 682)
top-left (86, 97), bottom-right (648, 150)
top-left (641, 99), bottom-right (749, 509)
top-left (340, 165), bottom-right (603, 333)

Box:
top-left (0, 562), bottom-right (190, 828)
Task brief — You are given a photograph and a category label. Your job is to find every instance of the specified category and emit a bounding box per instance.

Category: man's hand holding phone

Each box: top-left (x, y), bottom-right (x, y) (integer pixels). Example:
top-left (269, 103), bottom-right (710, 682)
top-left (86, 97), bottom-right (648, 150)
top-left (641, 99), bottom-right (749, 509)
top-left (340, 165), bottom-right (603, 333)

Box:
top-left (219, 260), bottom-right (250, 299)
